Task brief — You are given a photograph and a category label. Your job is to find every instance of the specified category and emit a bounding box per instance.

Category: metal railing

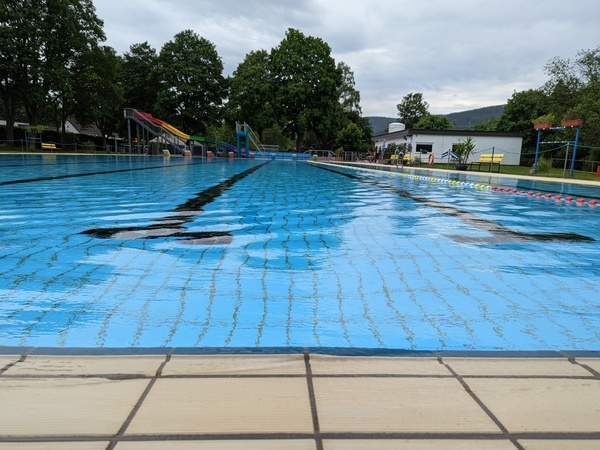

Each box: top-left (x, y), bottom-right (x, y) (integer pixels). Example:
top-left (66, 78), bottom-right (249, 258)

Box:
top-left (124, 108), bottom-right (186, 155)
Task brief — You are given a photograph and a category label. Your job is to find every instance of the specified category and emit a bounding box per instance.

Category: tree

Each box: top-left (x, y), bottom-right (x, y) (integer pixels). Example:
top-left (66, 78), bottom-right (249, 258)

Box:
top-left (473, 117), bottom-right (499, 131)
top-left (1, 0), bottom-right (104, 139)
top-left (355, 116), bottom-right (373, 147)
top-left (497, 89), bottom-right (550, 150)
top-left (338, 62), bottom-right (361, 116)
top-left (155, 30), bottom-right (227, 135)
top-left (336, 122), bottom-right (363, 152)
top-left (414, 114), bottom-right (453, 130)
top-left (454, 137), bottom-right (475, 165)
top-left (0, 1), bottom-right (29, 141)
top-left (227, 50), bottom-right (274, 136)
top-left (71, 45), bottom-right (124, 142)
top-left (396, 92), bottom-right (429, 128)
top-left (270, 28), bottom-right (342, 150)
top-left (542, 56), bottom-right (583, 117)
top-left (20, 0), bottom-right (105, 128)
top-left (559, 47), bottom-right (600, 147)
top-left (120, 42), bottom-right (160, 112)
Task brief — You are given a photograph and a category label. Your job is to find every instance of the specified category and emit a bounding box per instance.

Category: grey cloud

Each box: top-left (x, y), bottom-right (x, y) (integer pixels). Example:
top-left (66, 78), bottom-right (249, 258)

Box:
top-left (94, 0), bottom-right (600, 116)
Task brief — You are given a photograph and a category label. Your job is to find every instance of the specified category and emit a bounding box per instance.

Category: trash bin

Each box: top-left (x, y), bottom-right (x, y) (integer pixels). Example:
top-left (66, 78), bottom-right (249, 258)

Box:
top-left (597, 165), bottom-right (600, 177)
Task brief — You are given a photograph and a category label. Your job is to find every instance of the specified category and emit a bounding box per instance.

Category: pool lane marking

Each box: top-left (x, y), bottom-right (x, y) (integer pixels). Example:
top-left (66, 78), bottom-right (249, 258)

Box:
top-left (80, 162), bottom-right (270, 242)
top-left (314, 164), bottom-right (594, 243)
top-left (0, 160), bottom-right (203, 186)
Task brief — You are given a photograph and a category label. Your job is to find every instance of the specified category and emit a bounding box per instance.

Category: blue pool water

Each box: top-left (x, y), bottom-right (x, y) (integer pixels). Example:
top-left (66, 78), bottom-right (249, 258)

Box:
top-left (0, 154), bottom-right (599, 350)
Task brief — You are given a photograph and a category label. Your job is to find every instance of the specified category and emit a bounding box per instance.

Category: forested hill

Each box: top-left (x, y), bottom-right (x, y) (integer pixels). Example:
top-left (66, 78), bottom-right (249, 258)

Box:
top-left (369, 104), bottom-right (505, 135)
top-left (445, 105), bottom-right (505, 129)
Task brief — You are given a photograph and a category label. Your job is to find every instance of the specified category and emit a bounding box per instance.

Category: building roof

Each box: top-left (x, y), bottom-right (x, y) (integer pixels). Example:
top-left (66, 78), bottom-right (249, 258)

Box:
top-left (66, 119), bottom-right (102, 137)
top-left (373, 128), bottom-right (524, 140)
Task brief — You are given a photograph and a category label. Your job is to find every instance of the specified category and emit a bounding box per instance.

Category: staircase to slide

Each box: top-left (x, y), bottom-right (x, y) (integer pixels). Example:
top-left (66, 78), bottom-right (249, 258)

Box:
top-left (124, 108), bottom-right (187, 155)
top-left (236, 122), bottom-right (274, 158)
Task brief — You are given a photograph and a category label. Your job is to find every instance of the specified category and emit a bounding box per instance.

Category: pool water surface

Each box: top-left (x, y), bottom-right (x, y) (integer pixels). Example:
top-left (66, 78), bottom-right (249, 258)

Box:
top-left (0, 155), bottom-right (598, 351)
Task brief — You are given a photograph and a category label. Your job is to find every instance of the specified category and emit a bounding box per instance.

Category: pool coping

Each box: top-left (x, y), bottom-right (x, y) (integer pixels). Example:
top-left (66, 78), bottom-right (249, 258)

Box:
top-left (330, 160), bottom-right (600, 187)
top-left (1, 347), bottom-right (599, 357)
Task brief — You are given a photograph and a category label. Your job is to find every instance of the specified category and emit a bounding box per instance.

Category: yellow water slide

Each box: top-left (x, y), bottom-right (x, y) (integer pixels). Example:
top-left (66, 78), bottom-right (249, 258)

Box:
top-left (161, 122), bottom-right (190, 141)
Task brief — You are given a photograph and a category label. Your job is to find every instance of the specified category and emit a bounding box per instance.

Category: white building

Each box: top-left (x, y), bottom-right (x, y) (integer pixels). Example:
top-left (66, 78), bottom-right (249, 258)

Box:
top-left (373, 128), bottom-right (523, 165)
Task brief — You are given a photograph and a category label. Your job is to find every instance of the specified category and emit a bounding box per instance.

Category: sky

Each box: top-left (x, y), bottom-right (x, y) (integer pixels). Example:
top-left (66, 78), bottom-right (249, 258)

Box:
top-left (93, 0), bottom-right (600, 117)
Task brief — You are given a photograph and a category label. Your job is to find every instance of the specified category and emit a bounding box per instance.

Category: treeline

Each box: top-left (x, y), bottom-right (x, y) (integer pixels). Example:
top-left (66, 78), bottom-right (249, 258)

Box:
top-left (0, 1), bottom-right (371, 151)
top-left (497, 47), bottom-right (600, 156)
top-left (393, 47), bottom-right (600, 163)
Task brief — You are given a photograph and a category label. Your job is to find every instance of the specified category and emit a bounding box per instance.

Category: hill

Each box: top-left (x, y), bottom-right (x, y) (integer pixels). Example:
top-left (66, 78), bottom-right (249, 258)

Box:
top-left (445, 105), bottom-right (505, 129)
top-left (368, 105), bottom-right (505, 135)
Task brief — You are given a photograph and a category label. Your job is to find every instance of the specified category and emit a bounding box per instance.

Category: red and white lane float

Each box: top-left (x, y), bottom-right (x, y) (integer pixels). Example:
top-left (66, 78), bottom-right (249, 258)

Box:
top-left (490, 186), bottom-right (598, 207)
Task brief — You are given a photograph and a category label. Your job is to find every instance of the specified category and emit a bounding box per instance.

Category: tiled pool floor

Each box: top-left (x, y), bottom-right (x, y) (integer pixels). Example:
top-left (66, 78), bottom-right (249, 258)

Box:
top-left (1, 351), bottom-right (599, 449)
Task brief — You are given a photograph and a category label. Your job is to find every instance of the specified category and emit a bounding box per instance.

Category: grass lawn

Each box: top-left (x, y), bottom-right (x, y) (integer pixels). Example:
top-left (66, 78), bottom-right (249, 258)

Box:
top-left (432, 163), bottom-right (600, 182)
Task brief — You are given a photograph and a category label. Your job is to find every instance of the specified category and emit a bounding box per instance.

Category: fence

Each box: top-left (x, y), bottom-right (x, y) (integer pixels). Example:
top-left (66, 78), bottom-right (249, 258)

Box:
top-left (0, 139), bottom-right (129, 153)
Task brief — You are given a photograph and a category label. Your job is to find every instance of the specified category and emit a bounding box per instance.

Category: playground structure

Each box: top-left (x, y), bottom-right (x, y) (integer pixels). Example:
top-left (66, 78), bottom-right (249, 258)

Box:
top-left (124, 108), bottom-right (239, 157)
top-left (236, 122), bottom-right (276, 158)
top-left (533, 120), bottom-right (582, 176)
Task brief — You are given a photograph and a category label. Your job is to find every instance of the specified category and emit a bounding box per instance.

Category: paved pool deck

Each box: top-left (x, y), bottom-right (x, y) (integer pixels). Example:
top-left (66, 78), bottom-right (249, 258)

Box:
top-left (1, 350), bottom-right (599, 449)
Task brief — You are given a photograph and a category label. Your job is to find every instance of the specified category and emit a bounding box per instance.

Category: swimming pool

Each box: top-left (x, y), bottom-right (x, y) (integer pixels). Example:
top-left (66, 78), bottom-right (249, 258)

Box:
top-left (0, 154), bottom-right (598, 351)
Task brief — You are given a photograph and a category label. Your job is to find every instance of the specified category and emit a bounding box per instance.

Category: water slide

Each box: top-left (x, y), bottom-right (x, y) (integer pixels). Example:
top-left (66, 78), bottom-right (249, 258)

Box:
top-left (130, 109), bottom-right (237, 154)
top-left (136, 111), bottom-right (190, 141)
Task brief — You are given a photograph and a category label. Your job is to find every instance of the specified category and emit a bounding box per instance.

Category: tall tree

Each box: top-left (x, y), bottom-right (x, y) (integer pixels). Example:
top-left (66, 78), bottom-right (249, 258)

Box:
top-left (0, 1), bottom-right (30, 141)
top-left (71, 45), bottom-right (124, 142)
top-left (1, 0), bottom-right (104, 142)
top-left (120, 42), bottom-right (160, 113)
top-left (23, 0), bottom-right (104, 127)
top-left (396, 92), bottom-right (430, 128)
top-left (338, 62), bottom-right (362, 116)
top-left (270, 28), bottom-right (342, 150)
top-left (227, 49), bottom-right (274, 135)
top-left (155, 30), bottom-right (227, 135)
top-left (497, 89), bottom-right (550, 150)
top-left (544, 46), bottom-right (600, 147)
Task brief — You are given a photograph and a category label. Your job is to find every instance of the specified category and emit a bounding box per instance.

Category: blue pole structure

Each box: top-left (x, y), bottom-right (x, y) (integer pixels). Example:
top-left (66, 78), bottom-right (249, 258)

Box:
top-left (569, 126), bottom-right (581, 177)
top-left (533, 129), bottom-right (542, 174)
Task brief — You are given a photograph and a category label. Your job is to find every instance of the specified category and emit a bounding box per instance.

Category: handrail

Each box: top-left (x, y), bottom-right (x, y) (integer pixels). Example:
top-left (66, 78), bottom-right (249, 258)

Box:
top-left (124, 108), bottom-right (186, 154)
top-left (237, 122), bottom-right (267, 158)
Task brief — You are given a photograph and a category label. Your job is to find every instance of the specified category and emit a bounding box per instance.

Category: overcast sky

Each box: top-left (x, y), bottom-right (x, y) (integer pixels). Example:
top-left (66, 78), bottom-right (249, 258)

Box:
top-left (93, 0), bottom-right (600, 117)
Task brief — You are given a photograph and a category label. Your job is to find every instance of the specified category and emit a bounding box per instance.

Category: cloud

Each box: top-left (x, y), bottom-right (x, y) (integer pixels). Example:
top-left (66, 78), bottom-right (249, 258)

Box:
top-left (93, 0), bottom-right (600, 116)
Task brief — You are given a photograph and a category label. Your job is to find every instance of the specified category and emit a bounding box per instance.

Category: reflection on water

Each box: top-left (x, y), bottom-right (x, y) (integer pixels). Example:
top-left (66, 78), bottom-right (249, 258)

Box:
top-left (0, 155), bottom-right (598, 350)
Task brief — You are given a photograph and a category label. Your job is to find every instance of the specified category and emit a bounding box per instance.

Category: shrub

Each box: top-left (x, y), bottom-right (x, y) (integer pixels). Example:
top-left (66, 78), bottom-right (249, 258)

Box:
top-left (536, 157), bottom-right (552, 174)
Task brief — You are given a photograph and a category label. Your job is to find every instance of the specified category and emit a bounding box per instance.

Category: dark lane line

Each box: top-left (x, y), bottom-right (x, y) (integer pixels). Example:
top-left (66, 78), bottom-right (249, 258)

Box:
top-left (81, 161), bottom-right (270, 243)
top-left (314, 164), bottom-right (594, 243)
top-left (0, 160), bottom-right (204, 186)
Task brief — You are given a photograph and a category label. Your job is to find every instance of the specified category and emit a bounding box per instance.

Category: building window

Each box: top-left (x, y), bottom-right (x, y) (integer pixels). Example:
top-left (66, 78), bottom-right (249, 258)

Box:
top-left (416, 143), bottom-right (433, 154)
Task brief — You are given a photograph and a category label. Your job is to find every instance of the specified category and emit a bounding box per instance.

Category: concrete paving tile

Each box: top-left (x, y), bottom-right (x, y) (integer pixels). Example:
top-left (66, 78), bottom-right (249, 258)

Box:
top-left (518, 440), bottom-right (600, 449)
top-left (3, 356), bottom-right (165, 377)
top-left (467, 378), bottom-right (600, 433)
top-left (444, 358), bottom-right (592, 377)
top-left (0, 444), bottom-right (109, 449)
top-left (314, 377), bottom-right (500, 433)
top-left (323, 440), bottom-right (516, 449)
top-left (163, 354), bottom-right (306, 376)
top-left (126, 377), bottom-right (313, 434)
top-left (0, 378), bottom-right (149, 436)
top-left (115, 440), bottom-right (316, 449)
top-left (576, 358), bottom-right (600, 373)
top-left (0, 356), bottom-right (20, 369)
top-left (310, 355), bottom-right (449, 375)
